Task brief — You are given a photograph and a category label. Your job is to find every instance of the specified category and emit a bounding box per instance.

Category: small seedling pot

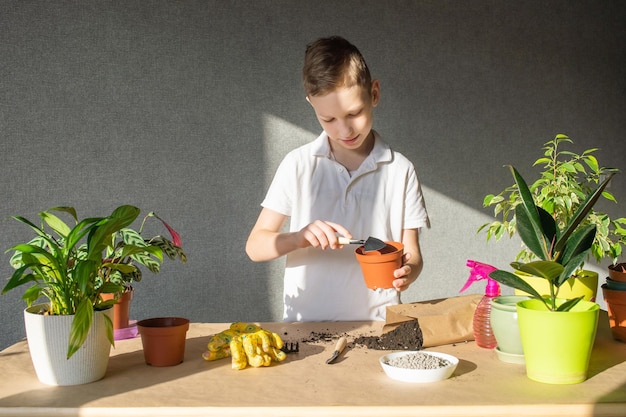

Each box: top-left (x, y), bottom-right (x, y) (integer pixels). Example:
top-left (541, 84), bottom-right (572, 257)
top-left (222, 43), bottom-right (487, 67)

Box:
top-left (608, 263), bottom-right (626, 283)
top-left (137, 317), bottom-right (190, 366)
top-left (355, 241), bottom-right (403, 290)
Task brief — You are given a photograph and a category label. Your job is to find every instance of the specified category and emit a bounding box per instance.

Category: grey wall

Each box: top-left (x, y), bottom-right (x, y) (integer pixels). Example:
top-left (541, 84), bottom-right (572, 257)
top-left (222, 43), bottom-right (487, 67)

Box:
top-left (1, 0), bottom-right (624, 350)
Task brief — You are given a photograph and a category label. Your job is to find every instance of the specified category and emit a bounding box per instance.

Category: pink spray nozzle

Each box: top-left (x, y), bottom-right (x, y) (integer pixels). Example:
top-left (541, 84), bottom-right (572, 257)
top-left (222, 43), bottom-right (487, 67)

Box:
top-left (460, 260), bottom-right (501, 297)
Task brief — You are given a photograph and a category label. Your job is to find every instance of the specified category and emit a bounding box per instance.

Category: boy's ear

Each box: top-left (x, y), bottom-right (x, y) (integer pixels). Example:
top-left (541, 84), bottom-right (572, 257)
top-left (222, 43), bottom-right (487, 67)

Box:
top-left (305, 95), bottom-right (311, 104)
top-left (371, 79), bottom-right (380, 106)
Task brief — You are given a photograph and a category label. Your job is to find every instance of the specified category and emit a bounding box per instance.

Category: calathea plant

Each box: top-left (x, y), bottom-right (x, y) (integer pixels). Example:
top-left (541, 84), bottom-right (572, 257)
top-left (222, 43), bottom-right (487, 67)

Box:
top-left (100, 211), bottom-right (187, 292)
top-left (488, 166), bottom-right (616, 312)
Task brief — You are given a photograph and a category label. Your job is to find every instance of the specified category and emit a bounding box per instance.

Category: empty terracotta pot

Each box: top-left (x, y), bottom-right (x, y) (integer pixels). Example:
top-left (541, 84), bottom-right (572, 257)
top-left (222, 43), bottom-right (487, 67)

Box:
top-left (137, 317), bottom-right (190, 366)
top-left (355, 241), bottom-right (404, 290)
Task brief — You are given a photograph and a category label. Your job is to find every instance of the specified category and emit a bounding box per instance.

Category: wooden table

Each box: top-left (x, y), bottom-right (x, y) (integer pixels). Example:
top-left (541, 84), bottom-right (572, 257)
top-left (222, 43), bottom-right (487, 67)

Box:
top-left (1, 311), bottom-right (625, 417)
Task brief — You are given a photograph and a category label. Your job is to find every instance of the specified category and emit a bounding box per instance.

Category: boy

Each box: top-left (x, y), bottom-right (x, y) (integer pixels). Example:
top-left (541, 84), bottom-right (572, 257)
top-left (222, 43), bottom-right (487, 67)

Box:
top-left (246, 36), bottom-right (430, 321)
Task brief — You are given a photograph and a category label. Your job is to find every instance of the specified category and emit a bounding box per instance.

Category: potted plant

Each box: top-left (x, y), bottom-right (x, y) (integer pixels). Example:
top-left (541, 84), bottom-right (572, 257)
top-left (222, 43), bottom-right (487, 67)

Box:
top-left (99, 211), bottom-right (187, 333)
top-left (479, 134), bottom-right (625, 300)
top-left (2, 205), bottom-right (179, 385)
top-left (488, 165), bottom-right (615, 384)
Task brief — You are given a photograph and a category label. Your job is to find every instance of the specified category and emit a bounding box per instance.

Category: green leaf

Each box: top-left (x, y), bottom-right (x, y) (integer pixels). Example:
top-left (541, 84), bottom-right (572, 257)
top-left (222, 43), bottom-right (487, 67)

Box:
top-left (40, 211), bottom-right (71, 238)
top-left (602, 191), bottom-right (617, 203)
top-left (515, 204), bottom-right (548, 260)
top-left (119, 228), bottom-right (146, 247)
top-left (517, 260), bottom-right (564, 282)
top-left (48, 206), bottom-right (78, 223)
top-left (9, 244), bottom-right (62, 275)
top-left (2, 265), bottom-right (38, 294)
top-left (556, 252), bottom-right (589, 288)
top-left (64, 218), bottom-right (102, 256)
top-left (558, 224), bottom-right (596, 266)
top-left (554, 172), bottom-right (615, 254)
top-left (74, 259), bottom-right (98, 295)
top-left (105, 262), bottom-right (137, 274)
top-left (87, 206), bottom-right (140, 260)
top-left (131, 251), bottom-right (162, 274)
top-left (556, 296), bottom-right (584, 312)
top-left (533, 157), bottom-right (552, 166)
top-left (67, 298), bottom-right (93, 359)
top-left (22, 285), bottom-right (43, 306)
top-left (103, 312), bottom-right (115, 347)
top-left (489, 269), bottom-right (545, 301)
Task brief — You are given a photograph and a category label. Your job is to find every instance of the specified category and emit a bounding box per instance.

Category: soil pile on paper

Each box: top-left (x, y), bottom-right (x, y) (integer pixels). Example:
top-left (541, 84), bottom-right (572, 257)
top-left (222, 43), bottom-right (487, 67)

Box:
top-left (354, 320), bottom-right (423, 350)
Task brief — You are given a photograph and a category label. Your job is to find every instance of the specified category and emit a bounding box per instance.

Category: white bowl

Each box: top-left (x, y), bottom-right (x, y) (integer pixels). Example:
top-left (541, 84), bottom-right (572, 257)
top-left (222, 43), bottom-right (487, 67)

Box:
top-left (379, 351), bottom-right (459, 383)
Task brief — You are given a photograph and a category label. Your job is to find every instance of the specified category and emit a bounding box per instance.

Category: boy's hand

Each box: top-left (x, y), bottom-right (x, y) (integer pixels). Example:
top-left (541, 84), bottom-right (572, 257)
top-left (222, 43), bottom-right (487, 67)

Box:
top-left (297, 220), bottom-right (352, 250)
top-left (392, 252), bottom-right (417, 292)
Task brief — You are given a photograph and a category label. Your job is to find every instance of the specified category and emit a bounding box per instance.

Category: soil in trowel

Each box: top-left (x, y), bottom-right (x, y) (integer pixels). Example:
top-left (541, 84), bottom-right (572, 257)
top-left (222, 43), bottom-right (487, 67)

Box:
top-left (354, 320), bottom-right (423, 350)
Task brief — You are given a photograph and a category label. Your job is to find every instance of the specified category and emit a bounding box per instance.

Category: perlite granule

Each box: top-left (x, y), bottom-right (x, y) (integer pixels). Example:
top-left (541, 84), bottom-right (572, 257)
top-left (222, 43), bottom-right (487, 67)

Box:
top-left (385, 352), bottom-right (451, 370)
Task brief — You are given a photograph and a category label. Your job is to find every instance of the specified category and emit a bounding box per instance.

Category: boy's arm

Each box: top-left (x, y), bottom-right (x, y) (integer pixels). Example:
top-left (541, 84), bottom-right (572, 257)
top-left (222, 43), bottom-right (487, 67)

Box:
top-left (392, 228), bottom-right (423, 292)
top-left (246, 207), bottom-right (352, 262)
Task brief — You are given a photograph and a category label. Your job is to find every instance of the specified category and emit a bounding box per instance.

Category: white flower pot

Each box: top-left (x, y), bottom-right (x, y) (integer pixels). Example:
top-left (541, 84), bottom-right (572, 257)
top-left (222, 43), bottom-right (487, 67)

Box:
top-left (24, 304), bottom-right (113, 386)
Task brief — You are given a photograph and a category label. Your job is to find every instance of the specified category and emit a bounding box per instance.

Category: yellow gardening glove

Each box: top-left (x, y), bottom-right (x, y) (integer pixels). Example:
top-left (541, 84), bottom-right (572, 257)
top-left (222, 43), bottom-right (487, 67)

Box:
top-left (202, 323), bottom-right (287, 369)
top-left (241, 329), bottom-right (287, 367)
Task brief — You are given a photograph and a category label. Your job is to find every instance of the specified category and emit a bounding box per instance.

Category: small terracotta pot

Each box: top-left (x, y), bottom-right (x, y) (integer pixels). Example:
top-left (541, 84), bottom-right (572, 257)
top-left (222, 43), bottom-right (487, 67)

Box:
top-left (137, 317), bottom-right (190, 366)
top-left (355, 241), bottom-right (404, 290)
top-left (608, 263), bottom-right (626, 283)
top-left (101, 289), bottom-right (133, 330)
top-left (601, 284), bottom-right (626, 343)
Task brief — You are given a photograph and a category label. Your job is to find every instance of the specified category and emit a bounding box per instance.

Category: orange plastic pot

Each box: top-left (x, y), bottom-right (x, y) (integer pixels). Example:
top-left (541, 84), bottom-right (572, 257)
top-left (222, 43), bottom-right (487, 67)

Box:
top-left (101, 289), bottom-right (133, 330)
top-left (602, 284), bottom-right (626, 342)
top-left (355, 241), bottom-right (403, 290)
top-left (137, 317), bottom-right (190, 366)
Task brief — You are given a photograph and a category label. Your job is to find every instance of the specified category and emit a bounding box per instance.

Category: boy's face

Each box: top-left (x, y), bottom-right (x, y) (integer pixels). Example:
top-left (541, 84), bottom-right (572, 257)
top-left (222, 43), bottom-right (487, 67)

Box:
top-left (307, 80), bottom-right (380, 153)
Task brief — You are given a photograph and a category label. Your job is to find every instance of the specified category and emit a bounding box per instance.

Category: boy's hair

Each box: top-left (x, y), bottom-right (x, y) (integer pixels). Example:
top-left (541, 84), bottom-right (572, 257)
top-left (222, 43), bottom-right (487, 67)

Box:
top-left (302, 36), bottom-right (372, 97)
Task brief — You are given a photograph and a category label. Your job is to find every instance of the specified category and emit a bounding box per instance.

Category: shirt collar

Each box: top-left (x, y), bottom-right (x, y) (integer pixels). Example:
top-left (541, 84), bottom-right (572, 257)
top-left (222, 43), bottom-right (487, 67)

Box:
top-left (311, 130), bottom-right (392, 164)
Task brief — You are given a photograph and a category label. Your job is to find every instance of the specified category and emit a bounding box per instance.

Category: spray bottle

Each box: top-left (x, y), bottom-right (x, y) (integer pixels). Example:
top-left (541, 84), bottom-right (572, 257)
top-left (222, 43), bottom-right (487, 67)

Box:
top-left (460, 260), bottom-right (501, 349)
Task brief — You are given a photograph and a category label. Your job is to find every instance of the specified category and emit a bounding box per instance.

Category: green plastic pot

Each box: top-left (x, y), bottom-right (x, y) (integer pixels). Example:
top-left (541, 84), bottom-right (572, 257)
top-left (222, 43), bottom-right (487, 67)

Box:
top-left (490, 295), bottom-right (530, 363)
top-left (517, 299), bottom-right (599, 384)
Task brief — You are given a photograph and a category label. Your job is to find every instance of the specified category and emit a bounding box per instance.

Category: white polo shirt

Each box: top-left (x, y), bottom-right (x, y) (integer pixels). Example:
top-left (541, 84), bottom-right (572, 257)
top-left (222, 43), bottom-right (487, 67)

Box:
top-left (262, 130), bottom-right (430, 321)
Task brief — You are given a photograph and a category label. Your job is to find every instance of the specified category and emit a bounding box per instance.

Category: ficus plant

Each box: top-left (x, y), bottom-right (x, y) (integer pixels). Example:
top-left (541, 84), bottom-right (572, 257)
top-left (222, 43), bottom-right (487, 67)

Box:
top-left (488, 166), bottom-right (616, 312)
top-left (479, 134), bottom-right (626, 265)
top-left (3, 205), bottom-right (185, 359)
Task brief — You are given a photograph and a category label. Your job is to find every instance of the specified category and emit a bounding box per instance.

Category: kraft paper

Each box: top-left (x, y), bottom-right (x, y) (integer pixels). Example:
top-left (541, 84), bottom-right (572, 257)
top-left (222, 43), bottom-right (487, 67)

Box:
top-left (384, 294), bottom-right (482, 347)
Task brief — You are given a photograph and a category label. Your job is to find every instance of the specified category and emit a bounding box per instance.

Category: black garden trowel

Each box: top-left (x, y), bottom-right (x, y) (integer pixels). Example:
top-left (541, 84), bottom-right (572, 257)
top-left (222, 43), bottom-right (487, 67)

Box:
top-left (338, 236), bottom-right (386, 252)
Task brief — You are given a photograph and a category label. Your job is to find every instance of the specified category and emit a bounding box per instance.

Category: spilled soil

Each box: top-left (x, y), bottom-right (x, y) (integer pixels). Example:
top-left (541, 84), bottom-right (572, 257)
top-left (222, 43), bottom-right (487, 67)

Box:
top-left (354, 320), bottom-right (423, 350)
top-left (289, 320), bottom-right (423, 351)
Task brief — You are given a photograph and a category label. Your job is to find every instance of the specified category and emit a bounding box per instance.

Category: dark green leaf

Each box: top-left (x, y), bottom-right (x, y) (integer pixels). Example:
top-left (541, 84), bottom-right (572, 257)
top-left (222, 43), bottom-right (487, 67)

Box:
top-left (489, 270), bottom-right (545, 301)
top-left (558, 224), bottom-right (596, 266)
top-left (517, 261), bottom-right (564, 282)
top-left (556, 296), bottom-right (584, 312)
top-left (515, 204), bottom-right (548, 260)
top-left (554, 172), bottom-right (615, 254)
